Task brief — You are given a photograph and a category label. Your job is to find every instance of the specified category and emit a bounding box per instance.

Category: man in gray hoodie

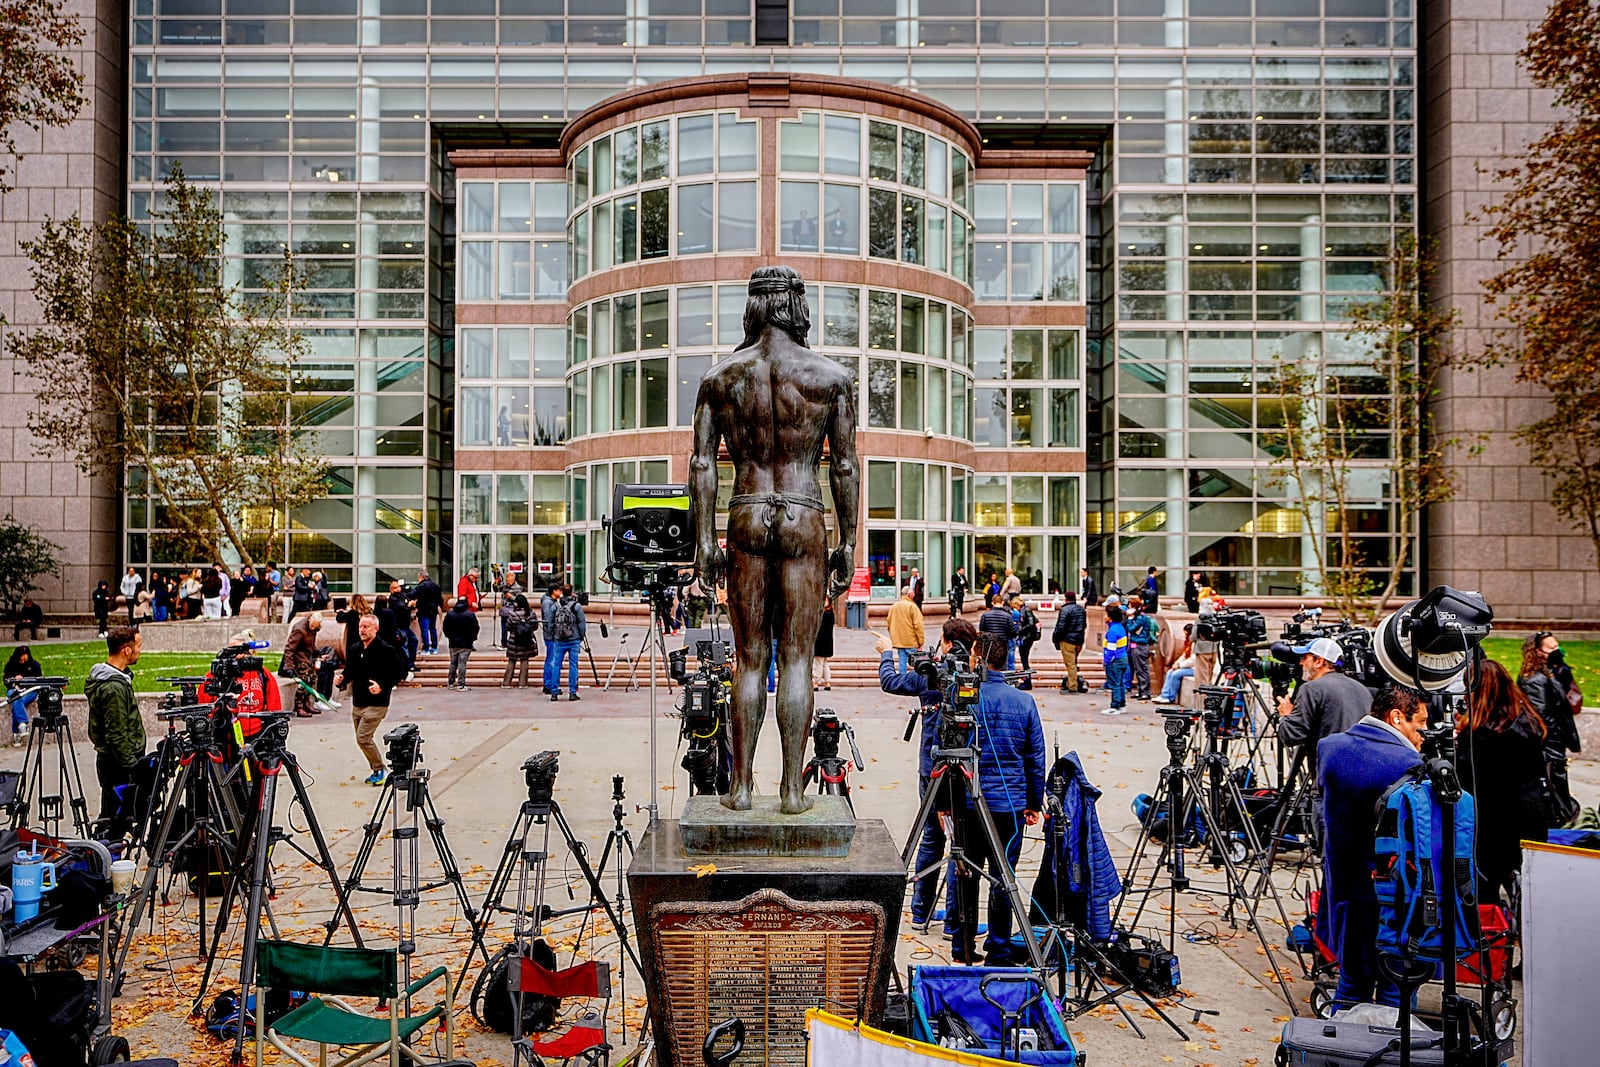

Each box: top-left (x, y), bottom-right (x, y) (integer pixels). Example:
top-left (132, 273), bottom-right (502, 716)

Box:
top-left (85, 627), bottom-right (145, 827)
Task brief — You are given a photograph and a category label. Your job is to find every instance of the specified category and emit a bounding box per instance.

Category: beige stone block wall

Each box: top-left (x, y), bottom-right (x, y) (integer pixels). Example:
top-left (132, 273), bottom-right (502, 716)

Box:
top-left (0, 0), bottom-right (123, 615)
top-left (1423, 0), bottom-right (1598, 622)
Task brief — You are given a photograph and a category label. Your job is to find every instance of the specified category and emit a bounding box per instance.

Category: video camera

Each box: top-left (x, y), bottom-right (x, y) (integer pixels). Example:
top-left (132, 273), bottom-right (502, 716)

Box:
top-left (1255, 615), bottom-right (1382, 696)
top-left (1098, 928), bottom-right (1182, 997)
top-left (14, 676), bottom-right (69, 722)
top-left (523, 750), bottom-right (559, 810)
top-left (383, 723), bottom-right (423, 776)
top-left (901, 650), bottom-right (983, 751)
top-left (812, 710), bottom-right (865, 770)
top-left (206, 641), bottom-right (271, 699)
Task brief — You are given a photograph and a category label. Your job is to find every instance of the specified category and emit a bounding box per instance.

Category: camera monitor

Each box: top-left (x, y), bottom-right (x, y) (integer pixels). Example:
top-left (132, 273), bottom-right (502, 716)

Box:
top-left (609, 483), bottom-right (695, 567)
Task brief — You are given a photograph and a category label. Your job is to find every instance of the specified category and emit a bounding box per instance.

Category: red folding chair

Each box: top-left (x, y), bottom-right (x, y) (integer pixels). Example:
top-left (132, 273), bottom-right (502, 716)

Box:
top-left (509, 956), bottom-right (612, 1067)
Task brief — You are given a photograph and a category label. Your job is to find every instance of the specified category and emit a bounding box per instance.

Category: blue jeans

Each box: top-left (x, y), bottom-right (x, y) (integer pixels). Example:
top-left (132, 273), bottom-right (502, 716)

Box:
top-left (1105, 656), bottom-right (1130, 708)
top-left (549, 639), bottom-right (580, 694)
top-left (9, 689), bottom-right (37, 733)
top-left (1006, 639), bottom-right (1017, 670)
top-left (419, 615), bottom-right (437, 652)
top-left (1157, 666), bottom-right (1193, 703)
top-left (896, 648), bottom-right (913, 674)
top-left (153, 605), bottom-right (168, 622)
top-left (397, 627), bottom-right (418, 670)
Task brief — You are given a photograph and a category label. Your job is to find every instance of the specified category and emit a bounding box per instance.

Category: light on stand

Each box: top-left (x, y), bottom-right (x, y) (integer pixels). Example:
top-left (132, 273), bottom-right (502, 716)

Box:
top-left (1373, 585), bottom-right (1494, 692)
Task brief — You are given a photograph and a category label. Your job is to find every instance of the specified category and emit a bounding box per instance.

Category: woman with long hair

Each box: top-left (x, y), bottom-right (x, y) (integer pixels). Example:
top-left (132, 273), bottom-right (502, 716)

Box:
top-left (1519, 631), bottom-right (1579, 756)
top-left (1459, 658), bottom-right (1551, 904)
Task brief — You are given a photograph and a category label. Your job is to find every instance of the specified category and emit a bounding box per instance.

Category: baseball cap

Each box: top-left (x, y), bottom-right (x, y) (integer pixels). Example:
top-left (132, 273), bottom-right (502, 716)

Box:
top-left (1291, 636), bottom-right (1343, 664)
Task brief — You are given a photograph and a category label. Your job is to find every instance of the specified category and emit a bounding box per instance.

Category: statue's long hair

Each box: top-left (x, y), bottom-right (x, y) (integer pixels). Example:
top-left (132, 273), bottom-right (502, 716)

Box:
top-left (740, 266), bottom-right (811, 349)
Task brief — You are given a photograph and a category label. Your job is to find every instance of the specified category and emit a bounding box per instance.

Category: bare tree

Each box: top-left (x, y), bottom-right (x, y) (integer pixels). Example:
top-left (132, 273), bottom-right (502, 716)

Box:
top-left (1267, 236), bottom-right (1470, 624)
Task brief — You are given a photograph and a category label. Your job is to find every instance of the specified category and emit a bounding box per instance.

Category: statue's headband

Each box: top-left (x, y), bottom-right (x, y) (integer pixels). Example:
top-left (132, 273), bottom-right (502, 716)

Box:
top-left (748, 274), bottom-right (804, 295)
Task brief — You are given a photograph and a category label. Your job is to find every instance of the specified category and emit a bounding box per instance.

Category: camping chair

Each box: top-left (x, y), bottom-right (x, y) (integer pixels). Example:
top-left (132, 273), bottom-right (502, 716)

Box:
top-left (509, 956), bottom-right (611, 1067)
top-left (254, 939), bottom-right (454, 1067)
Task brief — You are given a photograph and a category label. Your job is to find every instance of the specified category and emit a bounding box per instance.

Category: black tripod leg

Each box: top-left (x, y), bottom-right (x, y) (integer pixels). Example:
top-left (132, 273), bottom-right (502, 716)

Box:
top-left (191, 767), bottom-right (267, 1013)
top-left (231, 772), bottom-right (279, 1067)
top-left (456, 809), bottom-right (536, 1003)
top-left (112, 758), bottom-right (196, 992)
top-left (282, 757), bottom-right (365, 947)
top-left (967, 792), bottom-right (1048, 972)
top-left (420, 788), bottom-right (481, 923)
top-left (551, 802), bottom-right (644, 976)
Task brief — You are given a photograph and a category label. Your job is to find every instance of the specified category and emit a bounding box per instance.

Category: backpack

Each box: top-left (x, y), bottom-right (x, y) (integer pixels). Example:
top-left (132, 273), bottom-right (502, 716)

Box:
top-left (511, 616), bottom-right (537, 650)
top-left (470, 940), bottom-right (559, 1034)
top-left (1373, 768), bottom-right (1479, 962)
top-left (550, 600), bottom-right (578, 643)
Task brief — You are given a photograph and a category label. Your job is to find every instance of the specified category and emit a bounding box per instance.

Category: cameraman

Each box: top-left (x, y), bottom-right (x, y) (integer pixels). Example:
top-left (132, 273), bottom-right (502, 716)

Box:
top-left (876, 617), bottom-right (979, 932)
top-left (959, 632), bottom-right (1045, 964)
top-left (1276, 637), bottom-right (1372, 766)
top-left (1316, 682), bottom-right (1427, 1010)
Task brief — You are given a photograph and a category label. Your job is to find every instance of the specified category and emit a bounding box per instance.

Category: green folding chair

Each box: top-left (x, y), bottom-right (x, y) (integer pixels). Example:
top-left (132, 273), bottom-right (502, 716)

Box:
top-left (253, 939), bottom-right (455, 1067)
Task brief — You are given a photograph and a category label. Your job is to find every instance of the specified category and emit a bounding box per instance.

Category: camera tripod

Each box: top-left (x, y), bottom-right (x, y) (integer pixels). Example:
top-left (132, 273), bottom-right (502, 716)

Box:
top-left (801, 710), bottom-right (864, 812)
top-left (901, 727), bottom-right (1047, 972)
top-left (1206, 665), bottom-right (1285, 790)
top-left (325, 725), bottom-right (476, 1000)
top-left (1244, 745), bottom-right (1320, 903)
top-left (186, 716), bottom-right (365, 1067)
top-left (456, 757), bottom-right (644, 1028)
top-left (8, 681), bottom-right (92, 839)
top-left (1116, 709), bottom-right (1299, 1013)
top-left (111, 707), bottom-right (247, 985)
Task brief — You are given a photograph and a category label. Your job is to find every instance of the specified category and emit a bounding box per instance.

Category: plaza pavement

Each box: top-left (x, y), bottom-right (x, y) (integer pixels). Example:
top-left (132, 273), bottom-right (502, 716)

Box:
top-left (78, 675), bottom-right (1593, 1066)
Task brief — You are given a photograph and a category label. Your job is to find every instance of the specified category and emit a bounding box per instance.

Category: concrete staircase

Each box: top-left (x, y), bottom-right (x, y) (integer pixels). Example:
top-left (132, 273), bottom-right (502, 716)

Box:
top-left (408, 647), bottom-right (1109, 690)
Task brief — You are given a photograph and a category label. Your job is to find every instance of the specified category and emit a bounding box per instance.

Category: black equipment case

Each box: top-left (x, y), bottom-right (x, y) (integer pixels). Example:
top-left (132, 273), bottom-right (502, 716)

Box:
top-left (1276, 1017), bottom-right (1446, 1066)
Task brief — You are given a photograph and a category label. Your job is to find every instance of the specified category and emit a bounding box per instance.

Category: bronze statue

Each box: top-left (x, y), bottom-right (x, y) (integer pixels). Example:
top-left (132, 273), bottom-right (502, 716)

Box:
top-left (690, 267), bottom-right (860, 814)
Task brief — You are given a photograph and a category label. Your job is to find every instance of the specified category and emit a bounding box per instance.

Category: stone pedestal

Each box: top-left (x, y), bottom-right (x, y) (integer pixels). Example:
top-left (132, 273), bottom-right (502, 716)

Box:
top-left (627, 817), bottom-right (906, 1067)
top-left (679, 795), bottom-right (856, 856)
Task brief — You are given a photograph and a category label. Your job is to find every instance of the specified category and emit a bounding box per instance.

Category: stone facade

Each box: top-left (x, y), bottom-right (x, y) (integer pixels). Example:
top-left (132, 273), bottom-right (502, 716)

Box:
top-left (1423, 0), bottom-right (1599, 619)
top-left (0, 0), bottom-right (124, 613)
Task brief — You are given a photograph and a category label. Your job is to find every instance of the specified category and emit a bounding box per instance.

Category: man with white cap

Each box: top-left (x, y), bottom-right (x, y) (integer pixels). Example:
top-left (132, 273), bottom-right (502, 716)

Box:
top-left (1276, 635), bottom-right (1372, 769)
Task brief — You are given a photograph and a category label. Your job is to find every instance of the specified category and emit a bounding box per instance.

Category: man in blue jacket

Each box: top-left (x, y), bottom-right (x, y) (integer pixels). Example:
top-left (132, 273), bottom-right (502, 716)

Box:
top-left (878, 616), bottom-right (978, 932)
top-left (957, 632), bottom-right (1046, 964)
top-left (1317, 682), bottom-right (1428, 1010)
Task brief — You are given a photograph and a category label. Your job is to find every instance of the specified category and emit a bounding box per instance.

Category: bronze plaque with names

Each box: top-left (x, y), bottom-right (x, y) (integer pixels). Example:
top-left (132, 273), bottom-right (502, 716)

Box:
top-left (650, 888), bottom-right (885, 1067)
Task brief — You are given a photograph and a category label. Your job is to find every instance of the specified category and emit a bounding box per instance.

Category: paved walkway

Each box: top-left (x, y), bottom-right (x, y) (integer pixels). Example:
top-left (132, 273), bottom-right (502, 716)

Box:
top-left (36, 683), bottom-right (1583, 1065)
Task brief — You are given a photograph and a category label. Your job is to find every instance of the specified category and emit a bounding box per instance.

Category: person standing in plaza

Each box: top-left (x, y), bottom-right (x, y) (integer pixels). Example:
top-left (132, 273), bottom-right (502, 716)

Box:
top-left (546, 583), bottom-right (585, 702)
top-left (289, 567), bottom-right (312, 621)
top-left (1126, 596), bottom-right (1158, 701)
top-left (119, 567), bottom-right (142, 625)
top-left (909, 567), bottom-right (925, 608)
top-left (540, 583), bottom-right (562, 695)
top-left (949, 564), bottom-right (969, 616)
top-left (92, 580), bottom-right (111, 637)
top-left (1079, 566), bottom-right (1097, 606)
top-left (1141, 566), bottom-right (1160, 612)
top-left (1012, 593), bottom-right (1040, 687)
top-left (501, 594), bottom-right (539, 689)
top-left (1000, 567), bottom-right (1021, 602)
top-left (413, 571), bottom-right (442, 654)
top-left (1052, 590), bottom-right (1087, 693)
top-left (456, 567), bottom-right (482, 613)
top-left (887, 584), bottom-right (925, 674)
top-left (1183, 570), bottom-right (1202, 614)
top-left (387, 579), bottom-right (417, 676)
top-left (337, 614), bottom-right (405, 785)
top-left (86, 627), bottom-right (144, 831)
top-left (443, 597), bottom-right (478, 691)
top-left (282, 611), bottom-right (324, 717)
top-left (1101, 603), bottom-right (1130, 714)
top-left (813, 596), bottom-right (836, 691)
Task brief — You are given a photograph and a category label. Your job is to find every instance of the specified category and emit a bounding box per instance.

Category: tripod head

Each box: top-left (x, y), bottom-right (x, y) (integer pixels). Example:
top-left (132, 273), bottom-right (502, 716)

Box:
top-left (383, 723), bottom-right (424, 777)
top-left (237, 712), bottom-right (292, 768)
top-left (1158, 709), bottom-right (1198, 766)
top-left (811, 709), bottom-right (865, 770)
top-left (16, 677), bottom-right (69, 724)
top-left (524, 750), bottom-right (560, 814)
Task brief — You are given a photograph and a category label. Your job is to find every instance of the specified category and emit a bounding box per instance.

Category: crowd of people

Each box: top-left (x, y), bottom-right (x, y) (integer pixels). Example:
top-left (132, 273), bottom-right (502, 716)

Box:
top-left (90, 563), bottom-right (341, 631)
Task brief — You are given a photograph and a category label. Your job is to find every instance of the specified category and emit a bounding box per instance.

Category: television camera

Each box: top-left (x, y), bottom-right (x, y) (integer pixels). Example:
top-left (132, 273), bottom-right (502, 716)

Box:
top-left (901, 650), bottom-right (982, 751)
top-left (672, 636), bottom-right (733, 796)
top-left (523, 750), bottom-right (559, 812)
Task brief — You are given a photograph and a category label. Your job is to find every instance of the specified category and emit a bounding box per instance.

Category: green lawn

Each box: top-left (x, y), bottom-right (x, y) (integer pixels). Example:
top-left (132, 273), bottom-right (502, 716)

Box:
top-left (1, 640), bottom-right (245, 693)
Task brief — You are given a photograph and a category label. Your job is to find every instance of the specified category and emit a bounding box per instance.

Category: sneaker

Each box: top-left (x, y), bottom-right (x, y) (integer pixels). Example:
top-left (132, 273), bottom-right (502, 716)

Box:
top-left (568, 692), bottom-right (580, 701)
top-left (909, 917), bottom-right (931, 934)
top-left (405, 671), bottom-right (416, 683)
top-left (551, 693), bottom-right (560, 702)
top-left (1108, 706), bottom-right (1126, 715)
top-left (364, 770), bottom-right (387, 786)
top-left (459, 684), bottom-right (471, 691)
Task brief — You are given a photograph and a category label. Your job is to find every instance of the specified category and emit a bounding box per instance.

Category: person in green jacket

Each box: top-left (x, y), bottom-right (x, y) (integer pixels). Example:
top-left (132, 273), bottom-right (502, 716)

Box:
top-left (85, 626), bottom-right (145, 827)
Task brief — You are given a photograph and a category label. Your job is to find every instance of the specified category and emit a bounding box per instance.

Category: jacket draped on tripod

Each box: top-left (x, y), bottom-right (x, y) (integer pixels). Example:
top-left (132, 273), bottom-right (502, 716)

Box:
top-left (1031, 751), bottom-right (1121, 942)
